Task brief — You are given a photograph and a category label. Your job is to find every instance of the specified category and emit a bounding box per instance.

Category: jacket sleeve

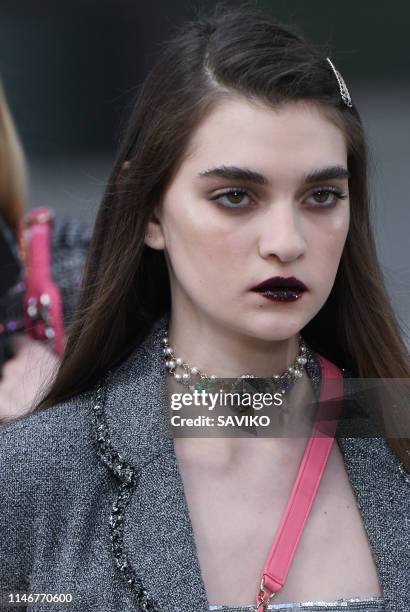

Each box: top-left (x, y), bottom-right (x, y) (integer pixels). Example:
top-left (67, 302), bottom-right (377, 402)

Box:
top-left (0, 394), bottom-right (97, 603)
top-left (0, 417), bottom-right (36, 594)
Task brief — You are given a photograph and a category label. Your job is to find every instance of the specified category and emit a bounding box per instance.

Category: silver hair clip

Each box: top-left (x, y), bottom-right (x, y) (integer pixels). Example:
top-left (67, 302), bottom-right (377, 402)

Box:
top-left (326, 57), bottom-right (353, 108)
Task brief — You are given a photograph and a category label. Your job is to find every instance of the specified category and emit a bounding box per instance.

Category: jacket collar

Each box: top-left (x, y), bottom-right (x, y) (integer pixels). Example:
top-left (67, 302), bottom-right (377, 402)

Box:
top-left (94, 313), bottom-right (407, 611)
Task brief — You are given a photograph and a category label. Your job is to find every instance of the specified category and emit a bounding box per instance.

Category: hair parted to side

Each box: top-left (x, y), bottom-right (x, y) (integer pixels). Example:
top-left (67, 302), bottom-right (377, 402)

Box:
top-left (37, 3), bottom-right (410, 470)
top-left (0, 80), bottom-right (26, 230)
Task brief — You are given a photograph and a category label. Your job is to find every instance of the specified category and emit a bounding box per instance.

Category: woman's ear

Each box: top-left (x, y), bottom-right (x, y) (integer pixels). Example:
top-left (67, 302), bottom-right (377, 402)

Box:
top-left (145, 212), bottom-right (166, 250)
top-left (119, 160), bottom-right (165, 250)
top-left (116, 160), bottom-right (130, 191)
top-left (117, 160), bottom-right (130, 182)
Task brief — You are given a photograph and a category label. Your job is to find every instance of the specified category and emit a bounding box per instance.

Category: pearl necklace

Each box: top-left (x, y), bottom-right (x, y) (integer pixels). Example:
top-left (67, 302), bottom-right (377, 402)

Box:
top-left (162, 332), bottom-right (308, 394)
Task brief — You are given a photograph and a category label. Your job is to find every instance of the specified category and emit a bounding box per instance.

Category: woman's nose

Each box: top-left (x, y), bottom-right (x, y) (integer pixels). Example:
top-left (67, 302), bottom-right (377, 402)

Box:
top-left (258, 202), bottom-right (306, 263)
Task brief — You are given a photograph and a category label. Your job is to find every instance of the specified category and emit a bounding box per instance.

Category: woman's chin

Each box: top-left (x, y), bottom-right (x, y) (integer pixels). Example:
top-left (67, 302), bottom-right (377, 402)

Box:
top-left (239, 312), bottom-right (308, 342)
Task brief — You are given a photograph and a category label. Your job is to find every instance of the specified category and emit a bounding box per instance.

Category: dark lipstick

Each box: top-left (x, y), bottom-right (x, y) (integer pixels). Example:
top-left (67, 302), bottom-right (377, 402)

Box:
top-left (251, 276), bottom-right (307, 302)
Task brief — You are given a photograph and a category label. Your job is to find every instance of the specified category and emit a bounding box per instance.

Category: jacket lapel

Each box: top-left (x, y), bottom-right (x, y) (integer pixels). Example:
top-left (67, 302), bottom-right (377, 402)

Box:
top-left (99, 314), bottom-right (210, 612)
top-left (335, 377), bottom-right (409, 611)
top-left (336, 435), bottom-right (409, 611)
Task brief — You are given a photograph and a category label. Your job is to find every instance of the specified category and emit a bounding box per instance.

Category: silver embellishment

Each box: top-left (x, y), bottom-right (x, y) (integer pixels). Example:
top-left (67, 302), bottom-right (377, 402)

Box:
top-left (92, 379), bottom-right (162, 612)
top-left (208, 594), bottom-right (384, 610)
top-left (326, 57), bottom-right (353, 108)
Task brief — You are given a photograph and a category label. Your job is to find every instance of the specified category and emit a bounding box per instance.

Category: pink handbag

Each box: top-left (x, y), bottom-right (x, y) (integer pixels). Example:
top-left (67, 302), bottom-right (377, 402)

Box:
top-left (255, 355), bottom-right (343, 611)
top-left (23, 207), bottom-right (64, 356)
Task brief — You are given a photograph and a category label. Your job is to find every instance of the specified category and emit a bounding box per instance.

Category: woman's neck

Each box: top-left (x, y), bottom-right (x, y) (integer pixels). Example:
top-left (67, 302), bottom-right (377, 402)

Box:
top-left (168, 369), bottom-right (317, 465)
top-left (166, 315), bottom-right (301, 378)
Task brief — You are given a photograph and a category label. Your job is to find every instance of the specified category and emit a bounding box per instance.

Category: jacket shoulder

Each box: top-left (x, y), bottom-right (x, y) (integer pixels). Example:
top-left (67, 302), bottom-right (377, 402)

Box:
top-left (0, 388), bottom-right (108, 592)
top-left (0, 389), bottom-right (97, 482)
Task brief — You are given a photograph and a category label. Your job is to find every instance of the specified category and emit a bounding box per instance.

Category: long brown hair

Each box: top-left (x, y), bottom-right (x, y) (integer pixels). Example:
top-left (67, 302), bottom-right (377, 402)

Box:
top-left (37, 5), bottom-right (410, 470)
top-left (0, 80), bottom-right (26, 230)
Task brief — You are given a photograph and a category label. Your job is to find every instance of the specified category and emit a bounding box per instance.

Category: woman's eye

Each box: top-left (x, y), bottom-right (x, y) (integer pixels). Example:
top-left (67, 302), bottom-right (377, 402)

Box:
top-left (305, 188), bottom-right (347, 208)
top-left (211, 188), bottom-right (253, 208)
top-left (210, 187), bottom-right (347, 209)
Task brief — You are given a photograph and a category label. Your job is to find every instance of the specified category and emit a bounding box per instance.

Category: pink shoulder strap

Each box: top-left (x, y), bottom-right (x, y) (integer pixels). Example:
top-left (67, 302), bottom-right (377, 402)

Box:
top-left (256, 354), bottom-right (343, 611)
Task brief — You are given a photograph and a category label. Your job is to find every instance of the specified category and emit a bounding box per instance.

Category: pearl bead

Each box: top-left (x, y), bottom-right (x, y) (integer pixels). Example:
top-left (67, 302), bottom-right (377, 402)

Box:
top-left (210, 375), bottom-right (217, 379)
top-left (288, 366), bottom-right (295, 375)
top-left (273, 374), bottom-right (280, 380)
top-left (297, 356), bottom-right (307, 365)
top-left (168, 360), bottom-right (176, 369)
top-left (175, 357), bottom-right (183, 366)
top-left (27, 305), bottom-right (37, 318)
top-left (162, 337), bottom-right (168, 345)
top-left (182, 373), bottom-right (190, 381)
top-left (174, 373), bottom-right (182, 381)
top-left (164, 347), bottom-right (173, 356)
top-left (40, 293), bottom-right (50, 306)
top-left (45, 328), bottom-right (55, 339)
top-left (191, 367), bottom-right (199, 375)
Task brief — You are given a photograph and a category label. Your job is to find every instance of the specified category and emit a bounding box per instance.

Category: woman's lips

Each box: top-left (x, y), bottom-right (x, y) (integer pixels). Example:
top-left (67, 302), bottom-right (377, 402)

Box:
top-left (251, 276), bottom-right (307, 303)
top-left (255, 288), bottom-right (305, 302)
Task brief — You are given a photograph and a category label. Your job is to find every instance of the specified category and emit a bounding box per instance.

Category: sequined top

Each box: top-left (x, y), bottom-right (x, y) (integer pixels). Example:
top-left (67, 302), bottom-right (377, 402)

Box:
top-left (208, 596), bottom-right (385, 610)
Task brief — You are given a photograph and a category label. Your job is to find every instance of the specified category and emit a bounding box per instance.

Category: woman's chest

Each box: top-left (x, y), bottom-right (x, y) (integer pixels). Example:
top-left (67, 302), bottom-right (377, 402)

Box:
top-left (177, 441), bottom-right (383, 607)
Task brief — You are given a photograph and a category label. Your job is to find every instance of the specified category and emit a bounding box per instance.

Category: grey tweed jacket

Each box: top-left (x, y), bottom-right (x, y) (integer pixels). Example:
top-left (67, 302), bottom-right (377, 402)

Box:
top-left (0, 315), bottom-right (409, 612)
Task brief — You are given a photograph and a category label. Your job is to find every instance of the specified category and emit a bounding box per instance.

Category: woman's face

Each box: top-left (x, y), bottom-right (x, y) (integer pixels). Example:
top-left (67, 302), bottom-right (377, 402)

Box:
top-left (146, 98), bottom-right (350, 341)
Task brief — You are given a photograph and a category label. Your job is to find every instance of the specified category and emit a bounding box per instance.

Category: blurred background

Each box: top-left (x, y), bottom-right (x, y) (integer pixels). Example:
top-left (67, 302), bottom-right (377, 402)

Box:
top-left (0, 0), bottom-right (409, 343)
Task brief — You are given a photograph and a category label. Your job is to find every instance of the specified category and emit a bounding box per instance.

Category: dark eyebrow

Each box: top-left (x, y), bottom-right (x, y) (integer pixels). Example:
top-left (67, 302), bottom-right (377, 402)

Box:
top-left (197, 165), bottom-right (269, 185)
top-left (197, 164), bottom-right (350, 185)
top-left (303, 165), bottom-right (350, 183)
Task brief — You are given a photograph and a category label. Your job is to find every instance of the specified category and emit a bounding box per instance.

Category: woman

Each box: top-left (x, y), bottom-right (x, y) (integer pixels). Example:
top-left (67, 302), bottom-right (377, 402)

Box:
top-left (0, 81), bottom-right (90, 420)
top-left (0, 80), bottom-right (59, 418)
top-left (0, 6), bottom-right (409, 612)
